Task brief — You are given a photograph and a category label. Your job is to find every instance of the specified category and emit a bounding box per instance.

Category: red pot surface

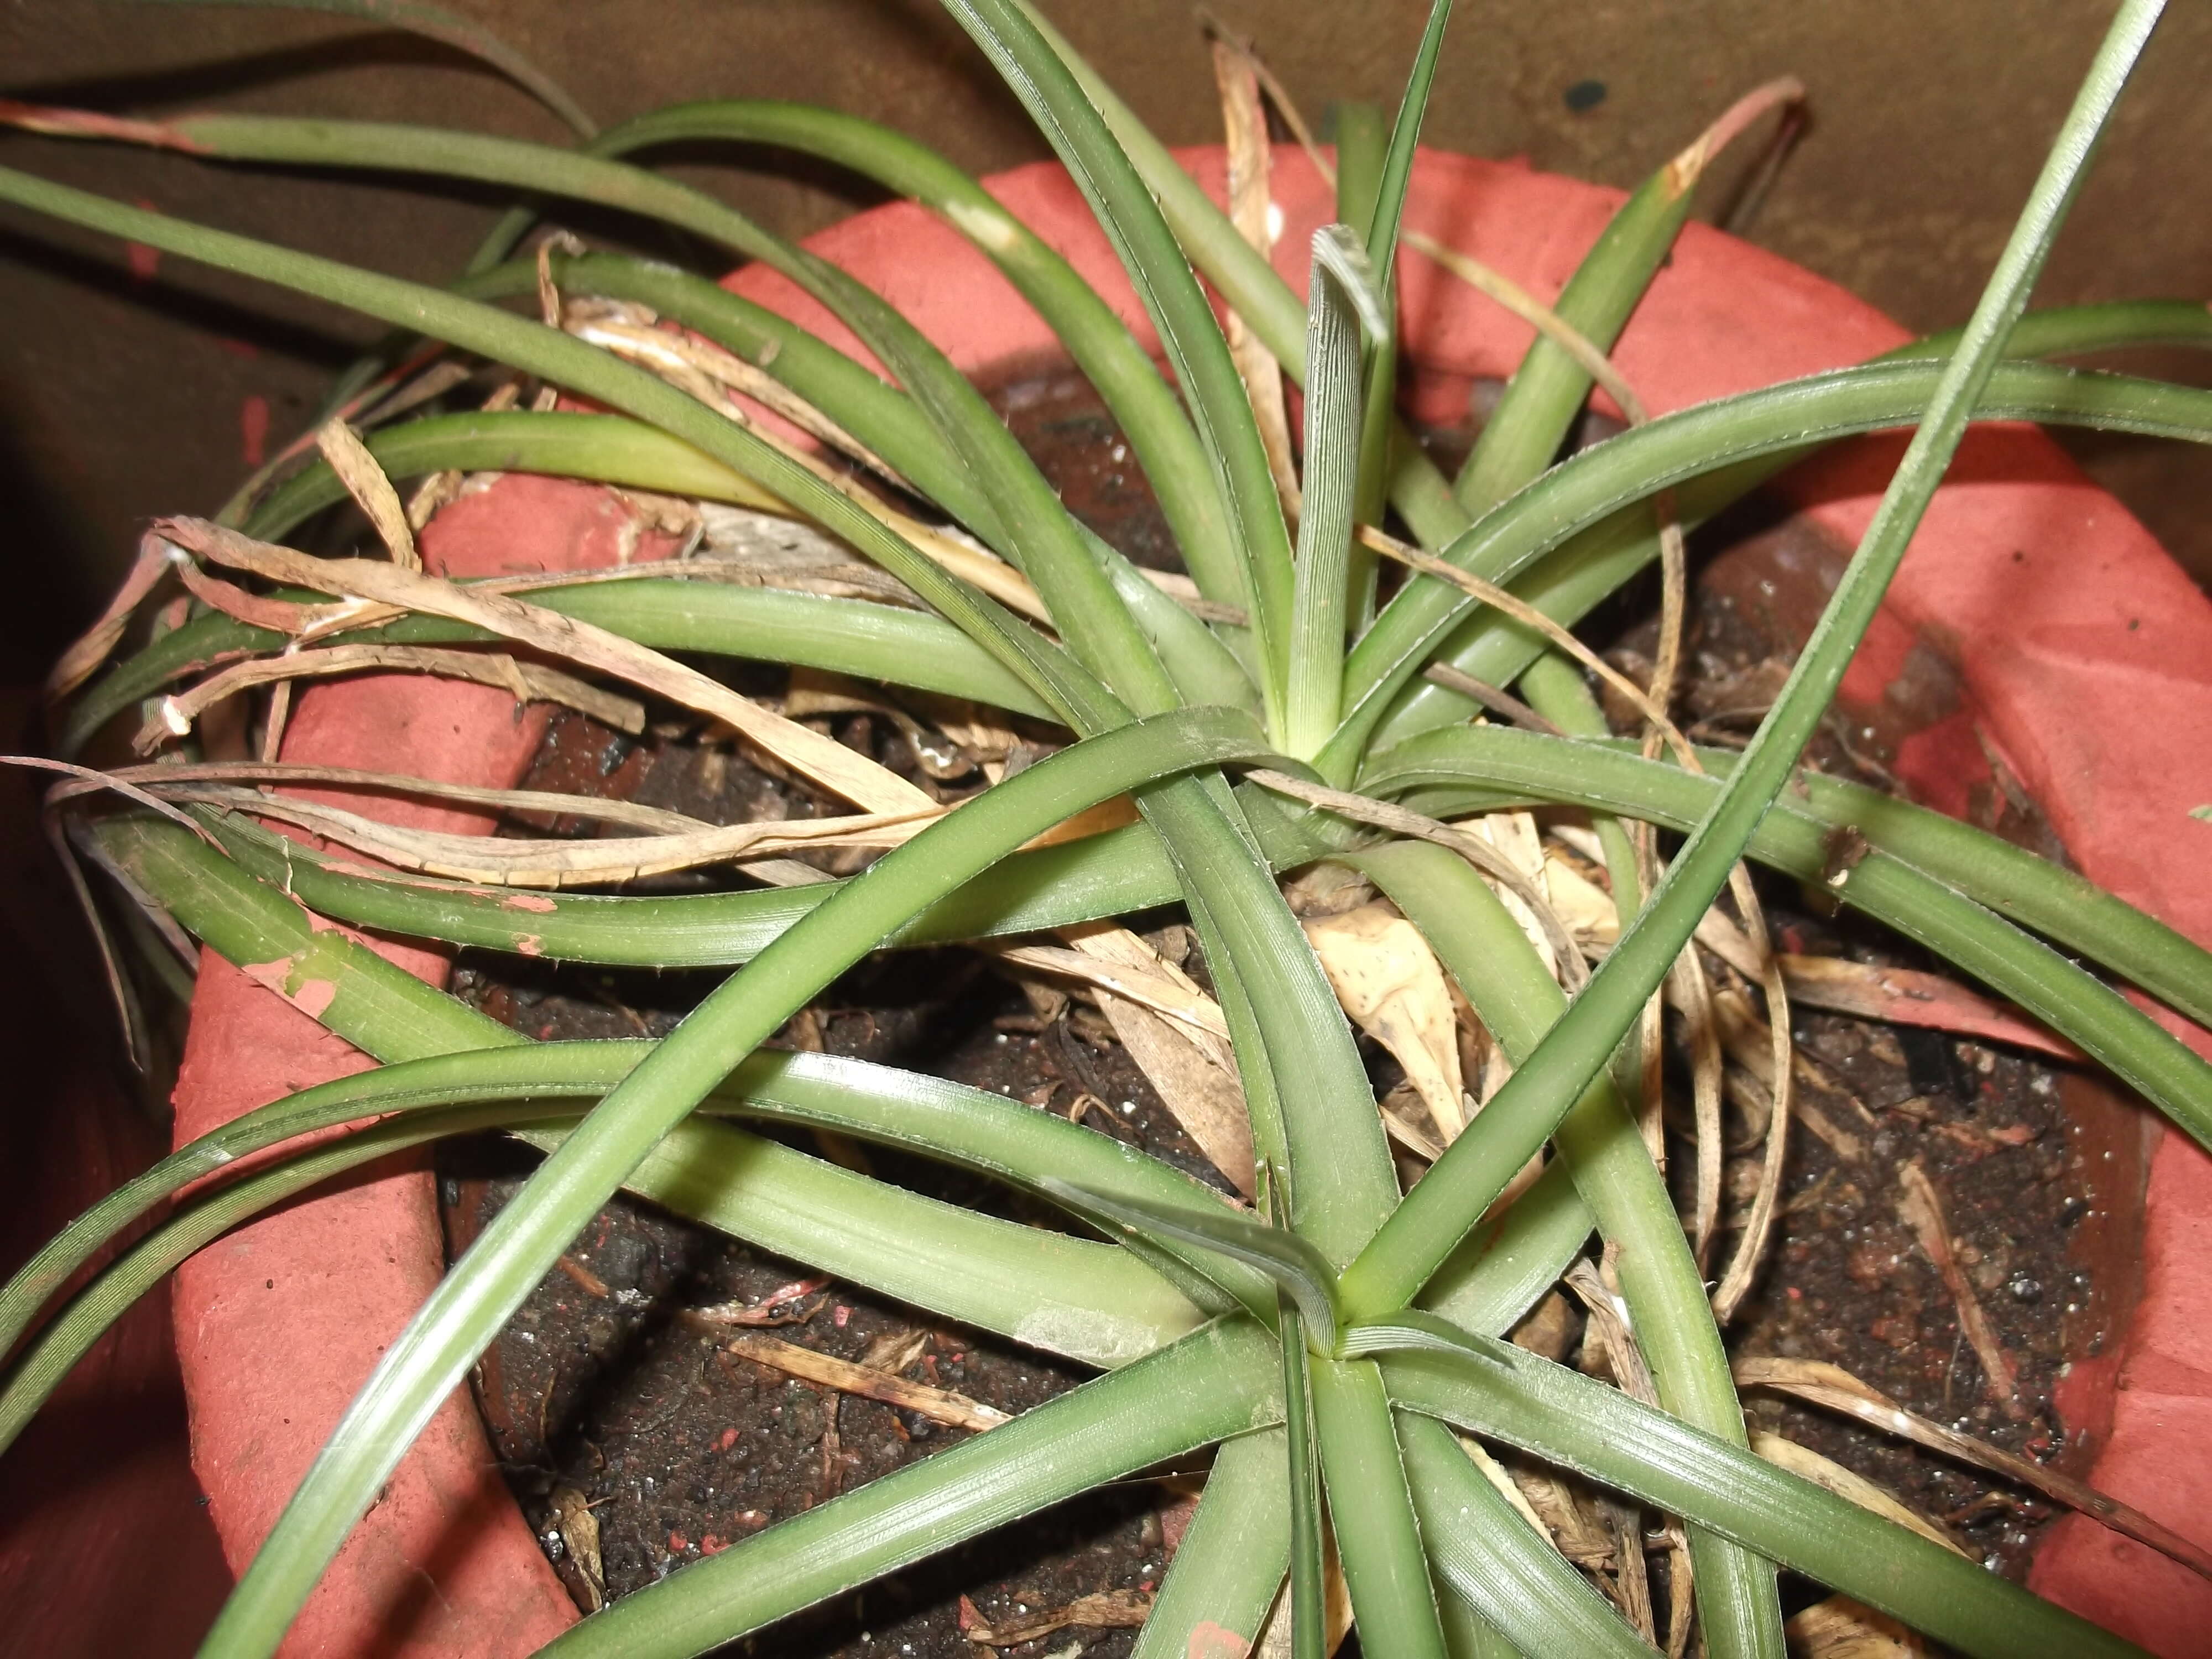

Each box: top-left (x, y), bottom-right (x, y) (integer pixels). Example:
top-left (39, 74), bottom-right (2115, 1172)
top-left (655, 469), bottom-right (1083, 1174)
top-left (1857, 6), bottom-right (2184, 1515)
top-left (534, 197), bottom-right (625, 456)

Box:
top-left (170, 145), bottom-right (2212, 1655)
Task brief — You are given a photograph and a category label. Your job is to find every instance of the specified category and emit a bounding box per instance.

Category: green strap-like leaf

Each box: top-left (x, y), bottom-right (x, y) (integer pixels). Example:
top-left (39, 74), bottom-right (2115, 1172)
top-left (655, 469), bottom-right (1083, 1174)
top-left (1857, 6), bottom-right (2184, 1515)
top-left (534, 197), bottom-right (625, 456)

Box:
top-left (187, 703), bottom-right (1271, 1656)
top-left (131, 0), bottom-right (597, 137)
top-left (942, 0), bottom-right (1300, 731)
top-left (1397, 1411), bottom-right (1654, 1659)
top-left (1309, 1357), bottom-right (1451, 1659)
top-left (1287, 226), bottom-right (1389, 759)
top-left (539, 1319), bottom-right (1280, 1659)
top-left (1133, 1428), bottom-right (1291, 1659)
top-left (1363, 1318), bottom-right (2146, 1659)
top-left (1340, 0), bottom-right (2168, 1319)
top-left (1356, 839), bottom-right (1781, 1655)
top-left (0, 1039), bottom-right (1246, 1375)
top-left (1042, 1177), bottom-right (1338, 1346)
top-left (0, 161), bottom-right (1116, 727)
top-left (999, 0), bottom-right (1473, 549)
top-left (1362, 0), bottom-right (1452, 273)
top-left (1334, 355), bottom-right (2212, 768)
top-left (512, 100), bottom-right (1244, 612)
top-left (1363, 724), bottom-right (2212, 1154)
top-left (1279, 1296), bottom-right (1326, 1659)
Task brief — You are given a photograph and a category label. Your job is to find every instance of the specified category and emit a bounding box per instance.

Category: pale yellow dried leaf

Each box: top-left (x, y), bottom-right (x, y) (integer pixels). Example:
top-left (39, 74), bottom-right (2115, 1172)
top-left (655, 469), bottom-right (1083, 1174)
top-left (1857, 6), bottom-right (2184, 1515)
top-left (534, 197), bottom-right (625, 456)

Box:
top-left (141, 642), bottom-right (644, 754)
top-left (316, 419), bottom-right (419, 571)
top-left (1541, 846), bottom-right (1620, 947)
top-left (1039, 922), bottom-right (1254, 1196)
top-left (1783, 1597), bottom-right (1929, 1658)
top-left (1303, 902), bottom-right (1465, 1141)
top-left (160, 517), bottom-right (932, 816)
top-left (723, 1331), bottom-right (1006, 1431)
top-left (1209, 35), bottom-right (1300, 519)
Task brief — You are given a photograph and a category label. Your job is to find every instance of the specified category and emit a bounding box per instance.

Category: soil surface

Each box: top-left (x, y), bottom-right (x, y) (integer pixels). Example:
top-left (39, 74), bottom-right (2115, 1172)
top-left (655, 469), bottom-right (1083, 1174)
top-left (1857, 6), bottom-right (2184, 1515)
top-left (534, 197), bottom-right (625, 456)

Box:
top-left (444, 367), bottom-right (2139, 1650)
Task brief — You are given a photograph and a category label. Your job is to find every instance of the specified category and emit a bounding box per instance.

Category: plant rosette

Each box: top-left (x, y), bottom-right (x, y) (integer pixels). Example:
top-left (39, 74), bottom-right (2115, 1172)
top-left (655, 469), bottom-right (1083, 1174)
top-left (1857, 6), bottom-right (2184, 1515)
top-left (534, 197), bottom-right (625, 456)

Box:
top-left (144, 138), bottom-right (2212, 1658)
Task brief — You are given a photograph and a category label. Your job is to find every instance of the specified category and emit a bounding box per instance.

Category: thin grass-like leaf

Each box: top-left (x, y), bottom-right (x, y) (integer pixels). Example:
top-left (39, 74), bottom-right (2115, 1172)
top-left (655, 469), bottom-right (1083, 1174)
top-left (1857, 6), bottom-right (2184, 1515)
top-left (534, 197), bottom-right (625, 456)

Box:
top-left (1131, 1428), bottom-right (1290, 1659)
top-left (1309, 1357), bottom-right (1450, 1659)
top-left (1043, 1177), bottom-right (1338, 1349)
top-left (1366, 1321), bottom-right (2144, 1659)
top-left (942, 0), bottom-right (1300, 730)
top-left (535, 1319), bottom-right (1279, 1659)
top-left (1286, 226), bottom-right (1388, 759)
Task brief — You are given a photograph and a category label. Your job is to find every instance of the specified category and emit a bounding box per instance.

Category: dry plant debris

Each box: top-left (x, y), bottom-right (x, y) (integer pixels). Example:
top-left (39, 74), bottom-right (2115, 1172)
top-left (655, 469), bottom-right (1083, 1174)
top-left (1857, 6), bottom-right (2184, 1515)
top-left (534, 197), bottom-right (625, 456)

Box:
top-left (1895, 1160), bottom-right (2025, 1418)
top-left (957, 1588), bottom-right (1153, 1646)
top-left (721, 1331), bottom-right (1009, 1433)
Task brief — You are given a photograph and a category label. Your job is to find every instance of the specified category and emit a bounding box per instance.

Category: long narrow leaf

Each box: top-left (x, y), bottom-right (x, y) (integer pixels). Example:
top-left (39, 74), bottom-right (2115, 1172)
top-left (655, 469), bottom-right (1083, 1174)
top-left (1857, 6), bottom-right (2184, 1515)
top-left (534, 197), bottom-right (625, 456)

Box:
top-left (1361, 724), bottom-right (2212, 1150)
top-left (1041, 1177), bottom-right (1338, 1347)
top-left (1133, 1428), bottom-right (1291, 1659)
top-left (0, 1040), bottom-right (1239, 1371)
top-left (1333, 357), bottom-right (2212, 767)
top-left (538, 1319), bottom-right (1279, 1659)
top-left (194, 704), bottom-right (1272, 1656)
top-left (0, 164), bottom-right (1116, 728)
top-left (1309, 1357), bottom-right (1449, 1659)
top-left (1357, 839), bottom-right (1781, 1653)
top-left (942, 0), bottom-right (1300, 729)
top-left (1286, 226), bottom-right (1387, 758)
top-left (518, 100), bottom-right (1244, 609)
top-left (1280, 1297), bottom-right (1324, 1659)
top-left (130, 0), bottom-right (597, 137)
top-left (1365, 1321), bottom-right (2144, 1659)
top-left (1361, 0), bottom-right (1452, 270)
top-left (1000, 0), bottom-right (1473, 550)
top-left (1397, 1411), bottom-right (1653, 1659)
top-left (1344, 0), bottom-right (2167, 1317)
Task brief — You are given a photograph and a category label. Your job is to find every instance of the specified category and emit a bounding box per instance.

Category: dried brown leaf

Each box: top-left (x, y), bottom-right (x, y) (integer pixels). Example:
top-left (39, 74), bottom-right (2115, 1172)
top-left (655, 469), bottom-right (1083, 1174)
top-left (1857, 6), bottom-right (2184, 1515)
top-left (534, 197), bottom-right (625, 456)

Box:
top-left (1303, 902), bottom-right (1466, 1142)
top-left (723, 1331), bottom-right (1008, 1432)
top-left (1749, 1431), bottom-right (1965, 1556)
top-left (1779, 954), bottom-right (2081, 1060)
top-left (1896, 1160), bottom-right (2024, 1417)
top-left (95, 759), bottom-right (707, 834)
top-left (961, 1588), bottom-right (1153, 1646)
top-left (156, 516), bottom-right (933, 815)
top-left (139, 642), bottom-right (645, 754)
top-left (1046, 924), bottom-right (1255, 1196)
top-left (46, 532), bottom-right (174, 702)
top-left (316, 418), bottom-right (419, 570)
top-left (1734, 1355), bottom-right (2212, 1585)
top-left (163, 782), bottom-right (931, 888)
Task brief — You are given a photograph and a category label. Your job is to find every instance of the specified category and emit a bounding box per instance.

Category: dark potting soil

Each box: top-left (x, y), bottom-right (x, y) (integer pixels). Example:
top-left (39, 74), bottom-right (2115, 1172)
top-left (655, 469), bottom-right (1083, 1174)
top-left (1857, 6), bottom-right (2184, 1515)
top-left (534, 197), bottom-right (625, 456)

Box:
top-left (442, 366), bottom-right (2138, 1648)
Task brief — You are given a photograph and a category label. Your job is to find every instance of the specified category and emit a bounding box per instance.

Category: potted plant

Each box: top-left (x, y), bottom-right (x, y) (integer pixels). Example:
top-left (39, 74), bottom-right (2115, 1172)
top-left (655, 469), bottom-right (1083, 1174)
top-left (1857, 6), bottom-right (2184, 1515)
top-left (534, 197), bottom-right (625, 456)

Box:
top-left (3, 1), bottom-right (2210, 1656)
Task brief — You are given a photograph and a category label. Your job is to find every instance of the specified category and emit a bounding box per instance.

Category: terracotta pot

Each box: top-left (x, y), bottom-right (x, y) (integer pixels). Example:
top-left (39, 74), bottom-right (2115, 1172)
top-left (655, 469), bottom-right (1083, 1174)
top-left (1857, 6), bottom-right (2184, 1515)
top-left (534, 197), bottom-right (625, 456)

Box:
top-left (166, 144), bottom-right (2212, 1656)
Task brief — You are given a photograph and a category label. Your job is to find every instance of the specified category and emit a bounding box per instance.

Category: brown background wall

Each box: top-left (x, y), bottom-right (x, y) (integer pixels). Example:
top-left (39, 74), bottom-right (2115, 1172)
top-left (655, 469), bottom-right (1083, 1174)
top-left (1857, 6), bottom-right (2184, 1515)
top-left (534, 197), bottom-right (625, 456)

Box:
top-left (3, 1), bottom-right (2209, 682)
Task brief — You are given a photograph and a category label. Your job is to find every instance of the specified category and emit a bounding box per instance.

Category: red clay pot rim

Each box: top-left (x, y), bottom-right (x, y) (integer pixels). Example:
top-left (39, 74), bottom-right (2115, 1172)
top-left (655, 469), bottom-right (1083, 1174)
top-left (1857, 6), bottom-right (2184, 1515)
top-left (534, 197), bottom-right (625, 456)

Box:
top-left (168, 144), bottom-right (2212, 1657)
